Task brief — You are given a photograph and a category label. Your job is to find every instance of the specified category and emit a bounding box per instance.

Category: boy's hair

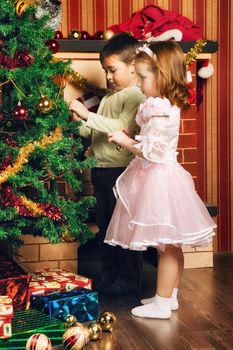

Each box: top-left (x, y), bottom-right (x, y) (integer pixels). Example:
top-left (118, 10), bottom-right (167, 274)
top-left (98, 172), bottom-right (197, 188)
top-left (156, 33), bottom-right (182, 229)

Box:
top-left (135, 41), bottom-right (189, 108)
top-left (100, 33), bottom-right (140, 65)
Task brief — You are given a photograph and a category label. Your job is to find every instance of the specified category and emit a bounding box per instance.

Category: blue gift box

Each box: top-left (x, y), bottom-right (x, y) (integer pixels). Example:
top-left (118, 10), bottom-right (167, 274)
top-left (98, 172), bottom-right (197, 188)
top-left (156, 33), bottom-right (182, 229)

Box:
top-left (30, 288), bottom-right (98, 322)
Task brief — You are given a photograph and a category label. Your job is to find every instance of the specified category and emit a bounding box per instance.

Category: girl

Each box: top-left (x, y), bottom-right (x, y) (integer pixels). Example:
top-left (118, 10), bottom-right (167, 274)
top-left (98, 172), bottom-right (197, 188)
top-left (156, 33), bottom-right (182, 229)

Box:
top-left (105, 41), bottom-right (216, 318)
top-left (69, 33), bottom-right (145, 296)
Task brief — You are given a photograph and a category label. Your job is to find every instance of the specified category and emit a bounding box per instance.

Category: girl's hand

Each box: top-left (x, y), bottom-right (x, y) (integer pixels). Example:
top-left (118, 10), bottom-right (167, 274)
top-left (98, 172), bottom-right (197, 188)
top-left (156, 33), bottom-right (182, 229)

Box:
top-left (108, 129), bottom-right (132, 148)
top-left (69, 100), bottom-right (89, 120)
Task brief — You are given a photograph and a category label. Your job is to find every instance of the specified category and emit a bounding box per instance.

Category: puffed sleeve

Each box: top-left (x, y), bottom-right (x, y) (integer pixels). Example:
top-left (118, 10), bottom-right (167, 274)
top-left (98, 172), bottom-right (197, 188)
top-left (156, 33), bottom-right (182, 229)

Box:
top-left (134, 100), bottom-right (180, 163)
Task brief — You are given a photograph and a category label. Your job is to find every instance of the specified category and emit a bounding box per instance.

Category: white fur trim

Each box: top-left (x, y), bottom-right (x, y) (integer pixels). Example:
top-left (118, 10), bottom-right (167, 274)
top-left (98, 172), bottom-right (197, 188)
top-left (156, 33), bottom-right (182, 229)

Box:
top-left (198, 62), bottom-right (214, 79)
top-left (146, 29), bottom-right (183, 42)
top-left (186, 70), bottom-right (193, 83)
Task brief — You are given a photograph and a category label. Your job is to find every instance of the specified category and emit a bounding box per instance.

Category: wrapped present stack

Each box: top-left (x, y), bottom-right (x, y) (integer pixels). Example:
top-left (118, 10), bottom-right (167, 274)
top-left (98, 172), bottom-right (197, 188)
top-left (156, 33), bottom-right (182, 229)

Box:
top-left (0, 296), bottom-right (13, 339)
top-left (26, 268), bottom-right (92, 308)
top-left (0, 265), bottom-right (99, 348)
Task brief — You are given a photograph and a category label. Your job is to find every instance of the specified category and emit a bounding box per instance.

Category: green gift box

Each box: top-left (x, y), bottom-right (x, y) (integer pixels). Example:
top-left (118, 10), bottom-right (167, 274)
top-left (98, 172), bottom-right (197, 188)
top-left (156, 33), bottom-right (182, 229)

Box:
top-left (0, 309), bottom-right (65, 350)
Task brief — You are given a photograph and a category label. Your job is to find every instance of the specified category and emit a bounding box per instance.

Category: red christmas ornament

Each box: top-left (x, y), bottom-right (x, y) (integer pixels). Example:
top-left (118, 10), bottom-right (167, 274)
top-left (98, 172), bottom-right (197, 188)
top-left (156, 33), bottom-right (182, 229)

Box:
top-left (80, 31), bottom-right (90, 40)
top-left (54, 31), bottom-right (63, 39)
top-left (12, 102), bottom-right (29, 120)
top-left (15, 51), bottom-right (35, 67)
top-left (93, 31), bottom-right (104, 40)
top-left (46, 39), bottom-right (60, 53)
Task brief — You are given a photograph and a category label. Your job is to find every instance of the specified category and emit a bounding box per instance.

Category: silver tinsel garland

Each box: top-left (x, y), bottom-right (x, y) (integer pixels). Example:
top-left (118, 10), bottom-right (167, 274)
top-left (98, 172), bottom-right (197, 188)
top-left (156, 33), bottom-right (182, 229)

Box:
top-left (35, 0), bottom-right (62, 31)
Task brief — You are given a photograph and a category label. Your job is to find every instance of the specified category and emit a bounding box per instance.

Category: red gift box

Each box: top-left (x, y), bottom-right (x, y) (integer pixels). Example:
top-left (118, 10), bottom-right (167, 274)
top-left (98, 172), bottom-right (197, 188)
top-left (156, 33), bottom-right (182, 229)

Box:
top-left (26, 268), bottom-right (92, 309)
top-left (0, 296), bottom-right (13, 338)
top-left (0, 256), bottom-right (31, 310)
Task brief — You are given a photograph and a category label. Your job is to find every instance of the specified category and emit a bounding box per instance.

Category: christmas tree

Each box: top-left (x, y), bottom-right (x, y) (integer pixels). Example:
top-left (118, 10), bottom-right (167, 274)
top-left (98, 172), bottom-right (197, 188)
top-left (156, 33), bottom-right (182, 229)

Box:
top-left (0, 0), bottom-right (95, 246)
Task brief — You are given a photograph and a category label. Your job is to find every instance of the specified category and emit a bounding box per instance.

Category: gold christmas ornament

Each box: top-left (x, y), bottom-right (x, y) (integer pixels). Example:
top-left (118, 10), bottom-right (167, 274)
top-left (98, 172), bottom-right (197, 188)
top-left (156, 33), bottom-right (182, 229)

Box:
top-left (14, 0), bottom-right (29, 16)
top-left (103, 29), bottom-right (115, 40)
top-left (69, 29), bottom-right (81, 40)
top-left (87, 322), bottom-right (103, 341)
top-left (37, 96), bottom-right (53, 114)
top-left (65, 314), bottom-right (78, 328)
top-left (185, 39), bottom-right (207, 66)
top-left (97, 311), bottom-right (116, 332)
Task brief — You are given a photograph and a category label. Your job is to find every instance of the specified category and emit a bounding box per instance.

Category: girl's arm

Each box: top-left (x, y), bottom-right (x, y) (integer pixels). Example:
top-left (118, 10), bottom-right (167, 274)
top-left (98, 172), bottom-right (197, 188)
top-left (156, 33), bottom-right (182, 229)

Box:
top-left (108, 130), bottom-right (144, 158)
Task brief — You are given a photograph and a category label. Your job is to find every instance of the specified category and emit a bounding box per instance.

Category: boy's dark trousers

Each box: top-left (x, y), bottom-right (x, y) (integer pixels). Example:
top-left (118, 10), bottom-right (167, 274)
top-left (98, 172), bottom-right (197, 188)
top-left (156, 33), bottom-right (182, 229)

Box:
top-left (91, 167), bottom-right (143, 291)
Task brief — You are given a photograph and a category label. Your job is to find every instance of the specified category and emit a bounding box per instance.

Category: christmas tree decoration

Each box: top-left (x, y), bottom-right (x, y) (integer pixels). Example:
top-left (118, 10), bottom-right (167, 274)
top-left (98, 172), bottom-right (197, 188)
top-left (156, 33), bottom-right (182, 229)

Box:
top-left (80, 31), bottom-right (90, 40)
top-left (0, 126), bottom-right (62, 185)
top-left (37, 95), bottom-right (53, 113)
top-left (185, 39), bottom-right (207, 67)
top-left (46, 39), bottom-right (60, 53)
top-left (0, 52), bottom-right (19, 69)
top-left (12, 101), bottom-right (28, 120)
top-left (63, 326), bottom-right (89, 350)
top-left (14, 51), bottom-right (35, 68)
top-left (26, 333), bottom-right (52, 350)
top-left (68, 70), bottom-right (108, 99)
top-left (103, 29), bottom-right (114, 40)
top-left (97, 311), bottom-right (116, 332)
top-left (93, 31), bottom-right (104, 40)
top-left (54, 30), bottom-right (63, 39)
top-left (35, 0), bottom-right (62, 31)
top-left (87, 322), bottom-right (102, 341)
top-left (65, 314), bottom-right (78, 328)
top-left (69, 29), bottom-right (81, 40)
top-left (0, 0), bottom-right (95, 246)
top-left (14, 0), bottom-right (29, 17)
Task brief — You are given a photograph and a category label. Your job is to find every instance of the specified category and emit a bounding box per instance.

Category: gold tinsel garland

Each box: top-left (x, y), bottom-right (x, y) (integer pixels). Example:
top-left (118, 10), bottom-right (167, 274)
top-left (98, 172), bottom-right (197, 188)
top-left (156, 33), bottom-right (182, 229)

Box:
top-left (0, 126), bottom-right (62, 184)
top-left (67, 70), bottom-right (108, 98)
top-left (20, 195), bottom-right (44, 216)
top-left (185, 39), bottom-right (207, 66)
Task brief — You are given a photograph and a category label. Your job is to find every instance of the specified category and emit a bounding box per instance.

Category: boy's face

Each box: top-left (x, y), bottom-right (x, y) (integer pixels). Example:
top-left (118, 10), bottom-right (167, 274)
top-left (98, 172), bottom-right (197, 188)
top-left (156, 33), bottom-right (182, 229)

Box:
top-left (135, 62), bottom-right (158, 98)
top-left (102, 54), bottom-right (137, 91)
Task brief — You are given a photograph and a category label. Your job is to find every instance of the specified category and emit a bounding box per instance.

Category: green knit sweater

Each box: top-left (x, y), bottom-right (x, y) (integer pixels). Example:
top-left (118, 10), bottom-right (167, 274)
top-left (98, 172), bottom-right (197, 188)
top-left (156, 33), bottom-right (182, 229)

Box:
top-left (79, 86), bottom-right (145, 168)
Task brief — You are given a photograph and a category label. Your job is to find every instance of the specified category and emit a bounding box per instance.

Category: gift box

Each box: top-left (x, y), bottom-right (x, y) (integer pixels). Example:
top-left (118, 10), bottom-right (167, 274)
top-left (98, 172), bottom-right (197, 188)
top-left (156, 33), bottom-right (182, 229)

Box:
top-left (26, 268), bottom-right (92, 308)
top-left (0, 256), bottom-right (31, 310)
top-left (31, 288), bottom-right (98, 323)
top-left (0, 308), bottom-right (66, 350)
top-left (0, 296), bottom-right (14, 339)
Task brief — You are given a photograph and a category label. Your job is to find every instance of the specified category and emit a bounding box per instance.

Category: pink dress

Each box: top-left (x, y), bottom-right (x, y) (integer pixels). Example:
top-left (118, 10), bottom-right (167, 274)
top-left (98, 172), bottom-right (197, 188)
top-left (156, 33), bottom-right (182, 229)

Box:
top-left (104, 97), bottom-right (216, 251)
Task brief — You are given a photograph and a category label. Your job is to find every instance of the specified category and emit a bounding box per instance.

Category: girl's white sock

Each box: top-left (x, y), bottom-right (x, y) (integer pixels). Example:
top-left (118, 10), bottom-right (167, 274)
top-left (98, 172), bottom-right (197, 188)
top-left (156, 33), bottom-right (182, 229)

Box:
top-left (131, 294), bottom-right (171, 319)
top-left (140, 288), bottom-right (179, 311)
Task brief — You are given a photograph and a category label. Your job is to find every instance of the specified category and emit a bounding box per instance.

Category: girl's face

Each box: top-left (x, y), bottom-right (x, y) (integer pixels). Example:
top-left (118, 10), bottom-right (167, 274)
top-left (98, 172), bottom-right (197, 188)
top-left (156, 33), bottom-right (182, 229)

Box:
top-left (102, 54), bottom-right (137, 91)
top-left (135, 62), bottom-right (158, 98)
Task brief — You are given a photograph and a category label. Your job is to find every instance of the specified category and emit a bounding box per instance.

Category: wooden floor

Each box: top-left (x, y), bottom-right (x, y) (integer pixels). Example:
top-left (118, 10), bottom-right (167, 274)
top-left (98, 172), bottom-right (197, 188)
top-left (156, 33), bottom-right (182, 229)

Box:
top-left (57, 253), bottom-right (233, 350)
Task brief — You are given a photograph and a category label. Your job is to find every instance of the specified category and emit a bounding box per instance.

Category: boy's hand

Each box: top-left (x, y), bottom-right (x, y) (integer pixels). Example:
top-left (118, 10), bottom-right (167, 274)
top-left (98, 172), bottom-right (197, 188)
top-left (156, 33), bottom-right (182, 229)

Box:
top-left (69, 100), bottom-right (89, 120)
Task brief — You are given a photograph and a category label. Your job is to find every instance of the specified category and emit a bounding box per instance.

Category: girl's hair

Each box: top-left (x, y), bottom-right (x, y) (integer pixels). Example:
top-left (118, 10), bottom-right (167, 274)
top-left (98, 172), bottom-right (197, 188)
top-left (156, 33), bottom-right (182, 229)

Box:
top-left (135, 41), bottom-right (189, 108)
top-left (100, 33), bottom-right (140, 65)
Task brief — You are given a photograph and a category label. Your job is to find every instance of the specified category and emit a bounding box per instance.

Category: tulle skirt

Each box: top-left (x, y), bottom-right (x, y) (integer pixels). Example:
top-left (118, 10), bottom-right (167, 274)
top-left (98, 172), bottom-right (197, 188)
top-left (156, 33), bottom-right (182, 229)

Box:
top-left (104, 158), bottom-right (216, 251)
